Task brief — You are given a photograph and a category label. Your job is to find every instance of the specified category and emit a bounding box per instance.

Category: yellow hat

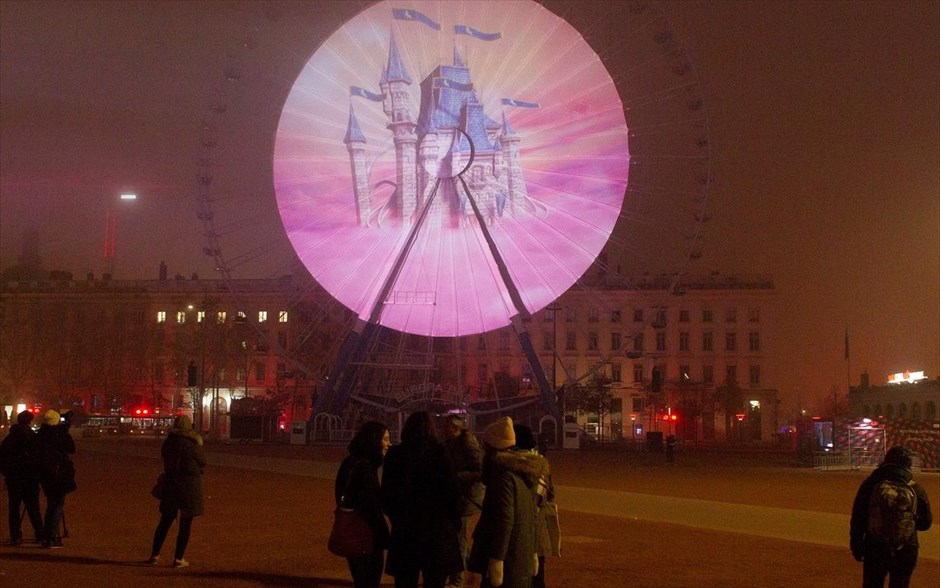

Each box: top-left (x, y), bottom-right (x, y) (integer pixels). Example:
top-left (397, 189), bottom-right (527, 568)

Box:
top-left (43, 409), bottom-right (61, 426)
top-left (484, 416), bottom-right (515, 450)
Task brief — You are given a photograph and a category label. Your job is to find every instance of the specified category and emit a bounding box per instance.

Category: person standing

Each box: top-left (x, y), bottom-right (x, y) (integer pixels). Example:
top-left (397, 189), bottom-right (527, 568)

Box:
top-left (443, 415), bottom-right (484, 588)
top-left (37, 409), bottom-right (76, 549)
top-left (335, 421), bottom-right (391, 588)
top-left (850, 445), bottom-right (933, 588)
top-left (146, 415), bottom-right (207, 568)
top-left (512, 424), bottom-right (560, 588)
top-left (0, 410), bottom-right (45, 545)
top-left (468, 416), bottom-right (543, 588)
top-left (382, 411), bottom-right (463, 588)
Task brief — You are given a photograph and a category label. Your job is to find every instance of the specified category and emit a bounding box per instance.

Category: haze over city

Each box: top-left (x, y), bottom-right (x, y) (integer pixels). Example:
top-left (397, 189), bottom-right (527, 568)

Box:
top-left (1, 0), bottom-right (937, 415)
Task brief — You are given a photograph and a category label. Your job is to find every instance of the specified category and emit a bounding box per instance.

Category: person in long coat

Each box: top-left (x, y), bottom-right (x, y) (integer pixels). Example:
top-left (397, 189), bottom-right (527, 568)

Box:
top-left (335, 421), bottom-right (392, 588)
top-left (512, 424), bottom-right (560, 588)
top-left (443, 414), bottom-right (484, 588)
top-left (468, 417), bottom-right (545, 588)
top-left (0, 410), bottom-right (45, 545)
top-left (146, 415), bottom-right (207, 568)
top-left (36, 409), bottom-right (76, 548)
top-left (381, 411), bottom-right (463, 588)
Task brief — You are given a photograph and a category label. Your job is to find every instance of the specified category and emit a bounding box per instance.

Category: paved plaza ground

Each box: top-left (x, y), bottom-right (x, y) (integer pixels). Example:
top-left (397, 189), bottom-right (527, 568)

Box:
top-left (0, 437), bottom-right (937, 587)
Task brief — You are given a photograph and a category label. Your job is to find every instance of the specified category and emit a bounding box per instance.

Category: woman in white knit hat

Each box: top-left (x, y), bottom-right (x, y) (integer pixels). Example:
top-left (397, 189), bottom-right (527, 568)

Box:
top-left (468, 416), bottom-right (546, 587)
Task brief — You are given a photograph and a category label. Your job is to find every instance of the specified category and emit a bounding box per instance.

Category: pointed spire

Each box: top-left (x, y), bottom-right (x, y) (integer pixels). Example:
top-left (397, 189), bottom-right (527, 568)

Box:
top-left (453, 43), bottom-right (465, 68)
top-left (501, 112), bottom-right (515, 135)
top-left (344, 103), bottom-right (366, 144)
top-left (385, 31), bottom-right (412, 85)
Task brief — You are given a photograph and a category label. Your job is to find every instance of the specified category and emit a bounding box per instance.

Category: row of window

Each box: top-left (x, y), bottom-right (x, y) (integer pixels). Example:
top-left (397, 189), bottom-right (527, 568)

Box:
top-left (864, 401), bottom-right (936, 421)
top-left (475, 363), bottom-right (761, 388)
top-left (156, 310), bottom-right (288, 325)
top-left (540, 307), bottom-right (760, 324)
top-left (538, 330), bottom-right (761, 353)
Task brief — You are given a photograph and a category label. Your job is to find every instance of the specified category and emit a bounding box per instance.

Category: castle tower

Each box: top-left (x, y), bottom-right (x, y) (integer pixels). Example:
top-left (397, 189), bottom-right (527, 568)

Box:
top-left (380, 32), bottom-right (418, 223)
top-left (500, 113), bottom-right (527, 216)
top-left (344, 104), bottom-right (370, 226)
top-left (417, 119), bottom-right (440, 217)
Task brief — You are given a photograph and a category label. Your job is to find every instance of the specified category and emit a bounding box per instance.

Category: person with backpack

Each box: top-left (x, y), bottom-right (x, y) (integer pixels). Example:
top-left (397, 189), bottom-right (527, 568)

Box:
top-left (850, 445), bottom-right (933, 587)
top-left (0, 410), bottom-right (45, 545)
top-left (37, 409), bottom-right (76, 549)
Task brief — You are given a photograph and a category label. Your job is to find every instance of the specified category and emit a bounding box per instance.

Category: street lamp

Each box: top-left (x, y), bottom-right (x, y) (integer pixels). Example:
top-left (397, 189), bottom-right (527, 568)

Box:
top-left (103, 192), bottom-right (137, 276)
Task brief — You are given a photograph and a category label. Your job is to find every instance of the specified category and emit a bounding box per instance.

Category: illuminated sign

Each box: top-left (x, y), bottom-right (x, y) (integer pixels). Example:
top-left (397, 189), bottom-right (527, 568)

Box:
top-left (886, 371), bottom-right (926, 385)
top-left (273, 0), bottom-right (628, 337)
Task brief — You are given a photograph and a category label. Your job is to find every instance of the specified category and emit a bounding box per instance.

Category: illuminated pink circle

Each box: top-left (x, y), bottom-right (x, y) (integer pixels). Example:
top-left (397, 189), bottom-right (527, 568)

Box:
top-left (273, 0), bottom-right (629, 337)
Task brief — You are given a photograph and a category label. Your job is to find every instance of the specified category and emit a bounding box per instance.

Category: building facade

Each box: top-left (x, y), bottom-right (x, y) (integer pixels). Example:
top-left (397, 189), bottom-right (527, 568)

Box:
top-left (2, 272), bottom-right (778, 443)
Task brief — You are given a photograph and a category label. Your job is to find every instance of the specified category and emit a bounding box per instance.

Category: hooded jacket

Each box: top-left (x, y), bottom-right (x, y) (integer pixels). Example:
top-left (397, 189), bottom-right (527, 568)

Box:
top-left (159, 426), bottom-right (207, 517)
top-left (850, 462), bottom-right (933, 556)
top-left (469, 449), bottom-right (549, 588)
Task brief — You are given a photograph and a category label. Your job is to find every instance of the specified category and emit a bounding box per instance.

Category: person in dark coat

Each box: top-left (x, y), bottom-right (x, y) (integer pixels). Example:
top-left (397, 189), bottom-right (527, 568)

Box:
top-left (0, 410), bottom-right (45, 545)
top-left (468, 416), bottom-right (544, 588)
top-left (335, 421), bottom-right (391, 588)
top-left (513, 424), bottom-right (560, 588)
top-left (382, 411), bottom-right (463, 588)
top-left (146, 415), bottom-right (207, 568)
top-left (37, 409), bottom-right (76, 549)
top-left (850, 445), bottom-right (932, 588)
top-left (443, 414), bottom-right (484, 588)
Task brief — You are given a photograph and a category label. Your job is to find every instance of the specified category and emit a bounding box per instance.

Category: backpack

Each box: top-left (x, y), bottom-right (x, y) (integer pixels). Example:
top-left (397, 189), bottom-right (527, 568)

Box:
top-left (867, 479), bottom-right (917, 550)
top-left (37, 442), bottom-right (77, 494)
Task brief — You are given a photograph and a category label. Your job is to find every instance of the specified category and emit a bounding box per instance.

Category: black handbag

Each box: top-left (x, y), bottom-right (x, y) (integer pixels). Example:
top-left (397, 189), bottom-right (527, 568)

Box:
top-left (327, 507), bottom-right (373, 557)
top-left (150, 473), bottom-right (166, 500)
top-left (327, 464), bottom-right (374, 557)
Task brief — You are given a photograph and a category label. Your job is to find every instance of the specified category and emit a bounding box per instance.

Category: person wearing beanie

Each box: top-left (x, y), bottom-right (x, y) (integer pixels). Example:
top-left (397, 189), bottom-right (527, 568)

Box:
top-left (37, 408), bottom-right (76, 548)
top-left (850, 445), bottom-right (933, 587)
top-left (146, 415), bottom-right (207, 568)
top-left (469, 416), bottom-right (545, 587)
top-left (0, 410), bottom-right (45, 545)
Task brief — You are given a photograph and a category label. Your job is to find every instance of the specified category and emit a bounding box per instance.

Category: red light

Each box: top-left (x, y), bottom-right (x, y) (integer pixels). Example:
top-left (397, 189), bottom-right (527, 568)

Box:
top-left (142, 409), bottom-right (149, 415)
top-left (661, 414), bottom-right (670, 422)
top-left (735, 413), bottom-right (746, 421)
top-left (670, 414), bottom-right (678, 421)
top-left (134, 408), bottom-right (142, 415)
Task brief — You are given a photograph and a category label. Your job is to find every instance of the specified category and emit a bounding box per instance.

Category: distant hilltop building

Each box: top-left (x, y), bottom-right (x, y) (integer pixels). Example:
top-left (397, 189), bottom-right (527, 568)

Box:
top-left (344, 33), bottom-right (536, 228)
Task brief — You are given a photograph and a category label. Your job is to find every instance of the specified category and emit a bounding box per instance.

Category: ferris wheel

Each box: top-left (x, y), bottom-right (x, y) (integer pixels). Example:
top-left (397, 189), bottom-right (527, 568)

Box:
top-left (195, 0), bottom-right (711, 423)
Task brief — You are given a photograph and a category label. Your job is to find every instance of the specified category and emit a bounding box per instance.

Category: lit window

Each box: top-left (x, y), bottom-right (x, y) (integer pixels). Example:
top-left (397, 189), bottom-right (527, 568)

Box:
top-left (278, 311), bottom-right (288, 323)
top-left (197, 310), bottom-right (206, 323)
top-left (176, 311), bottom-right (186, 324)
top-left (217, 311), bottom-right (227, 323)
top-left (236, 311), bottom-right (247, 322)
top-left (258, 310), bottom-right (268, 323)
top-left (157, 311), bottom-right (167, 324)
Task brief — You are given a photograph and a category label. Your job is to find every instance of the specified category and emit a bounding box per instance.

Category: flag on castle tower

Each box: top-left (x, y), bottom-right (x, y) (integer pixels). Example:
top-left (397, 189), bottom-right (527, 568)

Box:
top-left (502, 98), bottom-right (540, 109)
top-left (351, 86), bottom-right (384, 102)
top-left (433, 77), bottom-right (473, 92)
top-left (393, 8), bottom-right (441, 31)
top-left (454, 24), bottom-right (501, 41)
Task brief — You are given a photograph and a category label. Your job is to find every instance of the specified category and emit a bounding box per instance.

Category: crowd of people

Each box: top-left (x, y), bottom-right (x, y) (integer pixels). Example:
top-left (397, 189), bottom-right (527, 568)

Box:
top-left (0, 408), bottom-right (77, 549)
top-left (336, 413), bottom-right (560, 588)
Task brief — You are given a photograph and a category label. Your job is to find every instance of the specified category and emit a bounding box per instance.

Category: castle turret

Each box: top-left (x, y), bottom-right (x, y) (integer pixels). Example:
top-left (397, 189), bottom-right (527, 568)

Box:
top-left (500, 112), bottom-right (527, 215)
top-left (344, 104), bottom-right (370, 226)
top-left (380, 32), bottom-right (418, 223)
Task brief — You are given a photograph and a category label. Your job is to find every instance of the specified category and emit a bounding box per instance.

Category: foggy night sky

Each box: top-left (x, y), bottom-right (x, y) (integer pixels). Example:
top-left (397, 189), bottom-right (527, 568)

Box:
top-left (1, 1), bottom-right (937, 414)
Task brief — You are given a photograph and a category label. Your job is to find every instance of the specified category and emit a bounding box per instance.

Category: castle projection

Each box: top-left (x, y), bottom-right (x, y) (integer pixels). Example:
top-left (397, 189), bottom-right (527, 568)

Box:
top-left (344, 36), bottom-right (536, 229)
